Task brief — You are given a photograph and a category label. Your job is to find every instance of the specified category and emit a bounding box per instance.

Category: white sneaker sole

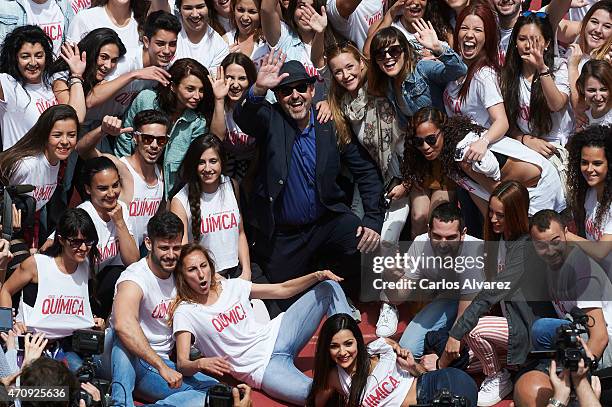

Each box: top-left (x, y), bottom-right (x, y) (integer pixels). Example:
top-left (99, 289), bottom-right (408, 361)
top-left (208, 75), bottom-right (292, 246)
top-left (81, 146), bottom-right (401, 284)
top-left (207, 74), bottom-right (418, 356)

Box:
top-left (477, 381), bottom-right (513, 407)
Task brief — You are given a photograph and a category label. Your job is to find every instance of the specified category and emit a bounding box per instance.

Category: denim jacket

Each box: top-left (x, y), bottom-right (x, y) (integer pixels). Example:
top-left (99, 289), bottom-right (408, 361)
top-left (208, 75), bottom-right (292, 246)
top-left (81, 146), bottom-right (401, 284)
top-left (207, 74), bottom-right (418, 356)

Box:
top-left (389, 45), bottom-right (467, 124)
top-left (0, 0), bottom-right (75, 45)
top-left (114, 89), bottom-right (208, 198)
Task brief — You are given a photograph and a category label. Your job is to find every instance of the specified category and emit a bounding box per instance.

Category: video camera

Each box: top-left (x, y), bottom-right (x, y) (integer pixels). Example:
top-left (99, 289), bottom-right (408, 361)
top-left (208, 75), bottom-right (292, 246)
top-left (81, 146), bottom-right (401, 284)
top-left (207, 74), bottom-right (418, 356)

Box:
top-left (73, 329), bottom-right (110, 407)
top-left (205, 384), bottom-right (246, 407)
top-left (530, 307), bottom-right (598, 372)
top-left (0, 184), bottom-right (36, 241)
top-left (411, 388), bottom-right (468, 407)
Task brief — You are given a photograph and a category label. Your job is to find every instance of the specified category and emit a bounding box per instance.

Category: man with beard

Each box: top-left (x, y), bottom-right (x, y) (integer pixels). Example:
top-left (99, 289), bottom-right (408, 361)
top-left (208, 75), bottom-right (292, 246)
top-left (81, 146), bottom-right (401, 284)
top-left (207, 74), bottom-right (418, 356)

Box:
top-left (393, 202), bottom-right (485, 358)
top-left (110, 211), bottom-right (217, 406)
top-left (513, 209), bottom-right (612, 407)
top-left (77, 110), bottom-right (167, 251)
top-left (233, 54), bottom-right (384, 310)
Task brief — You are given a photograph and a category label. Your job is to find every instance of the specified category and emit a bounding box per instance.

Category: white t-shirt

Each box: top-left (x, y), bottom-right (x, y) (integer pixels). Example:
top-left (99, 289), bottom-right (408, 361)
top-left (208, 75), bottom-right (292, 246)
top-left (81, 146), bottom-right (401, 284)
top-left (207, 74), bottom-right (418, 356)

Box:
top-left (18, 254), bottom-right (94, 339)
top-left (69, 0), bottom-right (91, 14)
top-left (584, 187), bottom-right (612, 273)
top-left (403, 233), bottom-right (485, 296)
top-left (516, 59), bottom-right (573, 145)
top-left (275, 22), bottom-right (321, 81)
top-left (49, 200), bottom-right (135, 270)
top-left (10, 153), bottom-right (59, 211)
top-left (174, 176), bottom-right (240, 271)
top-left (113, 258), bottom-right (176, 358)
top-left (67, 6), bottom-right (140, 52)
top-left (337, 338), bottom-right (415, 407)
top-left (549, 247), bottom-right (612, 344)
top-left (22, 0), bottom-right (65, 56)
top-left (174, 27), bottom-right (229, 71)
top-left (498, 27), bottom-right (513, 64)
top-left (224, 29), bottom-right (271, 70)
top-left (0, 74), bottom-right (58, 149)
top-left (172, 278), bottom-right (284, 388)
top-left (586, 108), bottom-right (612, 126)
top-left (120, 157), bottom-right (164, 247)
top-left (443, 66), bottom-right (503, 128)
top-left (326, 0), bottom-right (385, 51)
top-left (217, 16), bottom-right (232, 33)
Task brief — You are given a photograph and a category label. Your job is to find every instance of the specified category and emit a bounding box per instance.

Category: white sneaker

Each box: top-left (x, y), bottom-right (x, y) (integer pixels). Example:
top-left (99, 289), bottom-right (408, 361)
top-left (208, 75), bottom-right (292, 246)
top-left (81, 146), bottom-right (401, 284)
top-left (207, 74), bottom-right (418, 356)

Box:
top-left (477, 369), bottom-right (513, 406)
top-left (375, 303), bottom-right (399, 337)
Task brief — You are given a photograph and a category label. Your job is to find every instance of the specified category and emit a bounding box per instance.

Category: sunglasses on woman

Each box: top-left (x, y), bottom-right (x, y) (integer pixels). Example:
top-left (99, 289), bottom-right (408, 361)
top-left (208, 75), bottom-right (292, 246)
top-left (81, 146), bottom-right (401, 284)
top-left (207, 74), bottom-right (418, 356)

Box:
top-left (412, 132), bottom-right (440, 147)
top-left (276, 82), bottom-right (310, 97)
top-left (60, 236), bottom-right (96, 249)
top-left (134, 131), bottom-right (169, 147)
top-left (374, 45), bottom-right (404, 62)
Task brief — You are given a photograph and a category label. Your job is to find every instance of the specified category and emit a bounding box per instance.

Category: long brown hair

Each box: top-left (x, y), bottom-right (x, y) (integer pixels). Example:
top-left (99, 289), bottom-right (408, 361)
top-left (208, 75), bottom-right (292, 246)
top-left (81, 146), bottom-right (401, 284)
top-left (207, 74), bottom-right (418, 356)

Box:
top-left (229, 0), bottom-right (263, 43)
top-left (168, 243), bottom-right (218, 325)
top-left (576, 59), bottom-right (612, 109)
top-left (484, 180), bottom-right (530, 242)
top-left (0, 105), bottom-right (79, 185)
top-left (325, 42), bottom-right (368, 146)
top-left (578, 0), bottom-right (612, 53)
top-left (453, 2), bottom-right (500, 102)
top-left (367, 27), bottom-right (416, 97)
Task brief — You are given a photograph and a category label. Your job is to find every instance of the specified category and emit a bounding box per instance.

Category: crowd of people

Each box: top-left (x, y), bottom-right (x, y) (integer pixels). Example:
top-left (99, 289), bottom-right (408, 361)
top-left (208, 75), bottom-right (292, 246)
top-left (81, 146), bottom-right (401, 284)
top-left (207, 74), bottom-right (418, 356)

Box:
top-left (0, 0), bottom-right (611, 406)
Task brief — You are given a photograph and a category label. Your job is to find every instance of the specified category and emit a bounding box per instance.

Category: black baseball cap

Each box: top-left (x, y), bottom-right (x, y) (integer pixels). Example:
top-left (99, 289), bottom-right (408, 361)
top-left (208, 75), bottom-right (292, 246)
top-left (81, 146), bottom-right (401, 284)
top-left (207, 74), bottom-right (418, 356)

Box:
top-left (274, 60), bottom-right (317, 89)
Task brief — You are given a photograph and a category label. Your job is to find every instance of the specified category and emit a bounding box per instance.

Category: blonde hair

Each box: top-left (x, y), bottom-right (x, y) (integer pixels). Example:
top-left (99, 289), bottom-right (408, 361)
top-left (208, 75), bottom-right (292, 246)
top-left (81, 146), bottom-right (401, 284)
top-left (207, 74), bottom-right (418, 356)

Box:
top-left (325, 42), bottom-right (369, 146)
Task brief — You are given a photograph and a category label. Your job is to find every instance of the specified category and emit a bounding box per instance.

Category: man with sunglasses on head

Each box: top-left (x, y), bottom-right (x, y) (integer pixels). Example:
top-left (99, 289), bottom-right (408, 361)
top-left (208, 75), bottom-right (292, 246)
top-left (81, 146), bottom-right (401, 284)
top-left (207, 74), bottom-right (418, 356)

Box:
top-left (76, 110), bottom-right (167, 253)
top-left (233, 53), bottom-right (385, 311)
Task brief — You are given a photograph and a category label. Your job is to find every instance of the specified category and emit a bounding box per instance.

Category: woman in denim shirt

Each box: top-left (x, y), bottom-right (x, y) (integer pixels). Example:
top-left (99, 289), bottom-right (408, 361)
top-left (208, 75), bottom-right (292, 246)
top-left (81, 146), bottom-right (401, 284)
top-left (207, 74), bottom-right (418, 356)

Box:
top-left (367, 24), bottom-right (466, 126)
top-left (115, 58), bottom-right (224, 197)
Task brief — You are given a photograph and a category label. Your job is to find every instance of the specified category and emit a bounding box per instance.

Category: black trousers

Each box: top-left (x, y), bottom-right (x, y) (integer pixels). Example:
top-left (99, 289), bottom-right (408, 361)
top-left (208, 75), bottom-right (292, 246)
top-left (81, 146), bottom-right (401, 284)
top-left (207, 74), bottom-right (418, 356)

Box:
top-left (252, 211), bottom-right (362, 311)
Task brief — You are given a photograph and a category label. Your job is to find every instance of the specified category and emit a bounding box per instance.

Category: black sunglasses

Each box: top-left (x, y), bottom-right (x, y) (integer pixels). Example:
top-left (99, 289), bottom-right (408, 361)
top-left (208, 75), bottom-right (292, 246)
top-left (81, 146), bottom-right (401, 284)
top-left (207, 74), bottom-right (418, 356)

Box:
top-left (412, 132), bottom-right (440, 147)
top-left (276, 82), bottom-right (310, 97)
top-left (374, 45), bottom-right (404, 62)
top-left (60, 236), bottom-right (96, 249)
top-left (134, 131), bottom-right (169, 147)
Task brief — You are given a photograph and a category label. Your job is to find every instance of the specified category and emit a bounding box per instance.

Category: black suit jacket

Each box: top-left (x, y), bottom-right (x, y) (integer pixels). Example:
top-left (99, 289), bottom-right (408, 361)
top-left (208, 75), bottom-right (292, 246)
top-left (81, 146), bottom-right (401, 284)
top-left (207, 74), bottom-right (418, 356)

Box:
top-left (234, 94), bottom-right (385, 239)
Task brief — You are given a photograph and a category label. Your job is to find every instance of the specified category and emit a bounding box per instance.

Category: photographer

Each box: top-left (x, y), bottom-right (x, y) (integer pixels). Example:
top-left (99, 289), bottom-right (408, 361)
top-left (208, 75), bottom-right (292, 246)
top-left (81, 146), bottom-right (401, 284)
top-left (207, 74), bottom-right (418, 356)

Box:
top-left (0, 209), bottom-right (107, 374)
top-left (514, 209), bottom-right (612, 406)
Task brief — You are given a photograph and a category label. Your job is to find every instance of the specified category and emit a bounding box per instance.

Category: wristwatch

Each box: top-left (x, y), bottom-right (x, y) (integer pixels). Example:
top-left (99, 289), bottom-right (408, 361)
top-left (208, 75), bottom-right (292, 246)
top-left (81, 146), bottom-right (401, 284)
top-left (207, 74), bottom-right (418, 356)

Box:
top-left (548, 397), bottom-right (567, 407)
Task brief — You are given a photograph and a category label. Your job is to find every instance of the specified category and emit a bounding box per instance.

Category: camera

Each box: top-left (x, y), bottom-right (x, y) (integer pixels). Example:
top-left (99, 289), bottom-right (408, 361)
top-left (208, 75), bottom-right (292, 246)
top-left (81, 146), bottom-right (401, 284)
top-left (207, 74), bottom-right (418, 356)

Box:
top-left (73, 330), bottom-right (109, 407)
top-left (205, 384), bottom-right (245, 407)
top-left (0, 184), bottom-right (36, 241)
top-left (553, 308), bottom-right (598, 372)
top-left (411, 388), bottom-right (468, 406)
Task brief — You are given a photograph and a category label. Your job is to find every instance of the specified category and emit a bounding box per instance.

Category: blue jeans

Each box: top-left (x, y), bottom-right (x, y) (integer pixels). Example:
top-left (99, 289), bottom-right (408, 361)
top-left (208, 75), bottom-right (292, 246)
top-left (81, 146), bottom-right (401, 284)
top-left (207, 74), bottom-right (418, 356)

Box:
top-left (416, 368), bottom-right (478, 405)
top-left (532, 318), bottom-right (568, 351)
top-left (399, 299), bottom-right (458, 357)
top-left (260, 280), bottom-right (352, 405)
top-left (110, 331), bottom-right (218, 407)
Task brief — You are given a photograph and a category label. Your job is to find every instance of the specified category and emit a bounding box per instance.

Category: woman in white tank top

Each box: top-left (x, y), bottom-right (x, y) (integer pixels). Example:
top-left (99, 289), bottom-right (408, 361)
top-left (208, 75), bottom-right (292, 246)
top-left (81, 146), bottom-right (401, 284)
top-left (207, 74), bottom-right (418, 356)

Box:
top-left (170, 134), bottom-right (252, 278)
top-left (0, 105), bottom-right (79, 249)
top-left (307, 314), bottom-right (478, 407)
top-left (0, 208), bottom-right (105, 373)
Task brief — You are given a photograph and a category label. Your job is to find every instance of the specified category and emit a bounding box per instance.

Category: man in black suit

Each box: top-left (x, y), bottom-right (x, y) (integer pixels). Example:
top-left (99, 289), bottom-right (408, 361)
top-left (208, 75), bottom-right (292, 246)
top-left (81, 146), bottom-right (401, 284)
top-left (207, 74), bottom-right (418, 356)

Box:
top-left (234, 52), bottom-right (385, 308)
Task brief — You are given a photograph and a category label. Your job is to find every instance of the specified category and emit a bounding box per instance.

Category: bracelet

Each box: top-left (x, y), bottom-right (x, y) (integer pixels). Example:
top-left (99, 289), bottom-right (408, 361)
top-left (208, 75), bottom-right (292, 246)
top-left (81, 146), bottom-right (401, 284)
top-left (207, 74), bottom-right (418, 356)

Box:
top-left (547, 397), bottom-right (567, 407)
top-left (69, 73), bottom-right (83, 80)
top-left (539, 70), bottom-right (552, 77)
top-left (481, 137), bottom-right (490, 146)
top-left (521, 135), bottom-right (526, 145)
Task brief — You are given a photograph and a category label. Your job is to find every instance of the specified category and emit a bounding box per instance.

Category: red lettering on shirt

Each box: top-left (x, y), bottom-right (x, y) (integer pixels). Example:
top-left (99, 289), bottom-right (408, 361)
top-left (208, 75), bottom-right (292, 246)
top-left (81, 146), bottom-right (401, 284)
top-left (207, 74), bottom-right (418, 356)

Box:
top-left (40, 23), bottom-right (63, 41)
top-left (35, 97), bottom-right (59, 114)
top-left (519, 103), bottom-right (530, 122)
top-left (585, 218), bottom-right (602, 240)
top-left (362, 374), bottom-right (401, 407)
top-left (151, 299), bottom-right (171, 319)
top-left (200, 212), bottom-right (238, 234)
top-left (227, 130), bottom-right (254, 147)
top-left (211, 302), bottom-right (247, 333)
top-left (33, 184), bottom-right (56, 202)
top-left (443, 89), bottom-right (462, 115)
top-left (98, 239), bottom-right (119, 263)
top-left (129, 198), bottom-right (162, 217)
top-left (366, 10), bottom-right (383, 26)
top-left (71, 0), bottom-right (91, 14)
top-left (41, 295), bottom-right (85, 316)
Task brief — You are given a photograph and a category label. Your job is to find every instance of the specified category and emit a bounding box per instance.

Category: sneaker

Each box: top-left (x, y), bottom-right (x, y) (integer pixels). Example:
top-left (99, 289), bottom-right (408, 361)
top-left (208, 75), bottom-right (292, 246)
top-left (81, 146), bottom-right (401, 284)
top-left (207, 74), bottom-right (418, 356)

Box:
top-left (477, 369), bottom-right (513, 406)
top-left (375, 303), bottom-right (399, 337)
